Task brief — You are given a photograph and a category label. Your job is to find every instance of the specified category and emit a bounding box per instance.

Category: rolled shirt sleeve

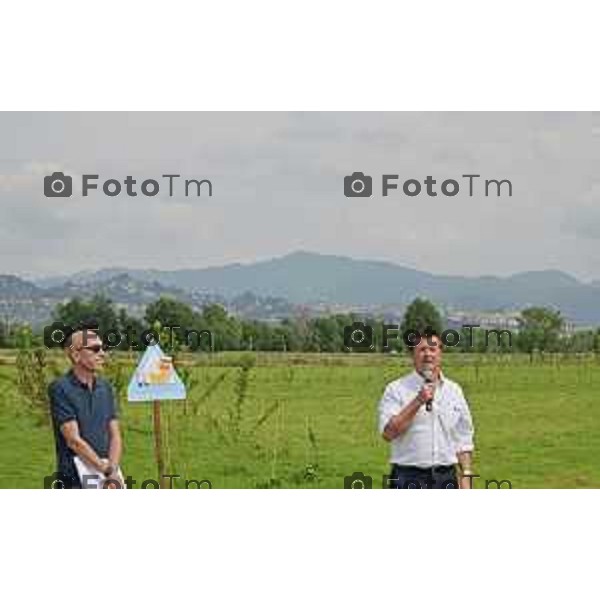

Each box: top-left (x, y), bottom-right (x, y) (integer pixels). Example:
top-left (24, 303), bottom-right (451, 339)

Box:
top-left (452, 387), bottom-right (475, 453)
top-left (378, 382), bottom-right (405, 435)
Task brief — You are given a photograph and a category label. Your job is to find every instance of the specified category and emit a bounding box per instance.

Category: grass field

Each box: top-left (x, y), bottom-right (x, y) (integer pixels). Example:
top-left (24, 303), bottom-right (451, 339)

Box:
top-left (1, 351), bottom-right (599, 488)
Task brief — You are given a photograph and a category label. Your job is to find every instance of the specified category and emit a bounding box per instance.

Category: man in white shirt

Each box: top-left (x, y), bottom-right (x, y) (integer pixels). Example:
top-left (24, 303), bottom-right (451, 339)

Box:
top-left (378, 332), bottom-right (475, 489)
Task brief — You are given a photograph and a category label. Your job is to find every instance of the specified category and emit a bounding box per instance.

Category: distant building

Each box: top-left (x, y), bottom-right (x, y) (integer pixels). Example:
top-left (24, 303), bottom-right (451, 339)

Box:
top-left (445, 310), bottom-right (521, 331)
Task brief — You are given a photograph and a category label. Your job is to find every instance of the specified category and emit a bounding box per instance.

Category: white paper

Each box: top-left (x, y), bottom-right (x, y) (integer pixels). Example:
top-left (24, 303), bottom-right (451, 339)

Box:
top-left (74, 457), bottom-right (126, 489)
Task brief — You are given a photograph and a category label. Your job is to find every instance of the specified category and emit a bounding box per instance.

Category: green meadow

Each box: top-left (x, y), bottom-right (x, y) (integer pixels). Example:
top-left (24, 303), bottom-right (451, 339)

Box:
top-left (1, 351), bottom-right (599, 488)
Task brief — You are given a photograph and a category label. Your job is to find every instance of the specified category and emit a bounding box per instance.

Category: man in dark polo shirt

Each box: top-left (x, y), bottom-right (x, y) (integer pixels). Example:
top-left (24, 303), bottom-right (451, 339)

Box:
top-left (48, 328), bottom-right (123, 489)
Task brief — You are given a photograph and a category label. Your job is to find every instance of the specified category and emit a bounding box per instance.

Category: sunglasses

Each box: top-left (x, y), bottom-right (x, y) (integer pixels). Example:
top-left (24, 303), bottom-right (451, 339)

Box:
top-left (82, 345), bottom-right (107, 354)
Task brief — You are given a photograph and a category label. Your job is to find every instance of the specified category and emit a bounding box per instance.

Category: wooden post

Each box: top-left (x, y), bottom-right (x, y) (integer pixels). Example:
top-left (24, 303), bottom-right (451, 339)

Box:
top-left (152, 400), bottom-right (165, 488)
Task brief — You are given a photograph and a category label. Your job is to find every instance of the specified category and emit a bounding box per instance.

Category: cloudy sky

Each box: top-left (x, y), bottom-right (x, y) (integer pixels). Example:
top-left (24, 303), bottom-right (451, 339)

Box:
top-left (0, 112), bottom-right (598, 282)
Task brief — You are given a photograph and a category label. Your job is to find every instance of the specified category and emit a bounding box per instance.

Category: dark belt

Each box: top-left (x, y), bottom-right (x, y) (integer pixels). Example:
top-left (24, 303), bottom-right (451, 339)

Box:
top-left (388, 464), bottom-right (458, 489)
top-left (394, 464), bottom-right (456, 474)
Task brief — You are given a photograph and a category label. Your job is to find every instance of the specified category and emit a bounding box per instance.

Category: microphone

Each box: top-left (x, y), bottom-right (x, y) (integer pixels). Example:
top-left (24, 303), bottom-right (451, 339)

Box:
top-left (421, 367), bottom-right (434, 412)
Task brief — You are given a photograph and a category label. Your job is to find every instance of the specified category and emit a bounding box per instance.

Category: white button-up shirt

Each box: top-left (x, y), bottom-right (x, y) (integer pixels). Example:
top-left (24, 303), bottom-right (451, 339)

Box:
top-left (378, 370), bottom-right (475, 467)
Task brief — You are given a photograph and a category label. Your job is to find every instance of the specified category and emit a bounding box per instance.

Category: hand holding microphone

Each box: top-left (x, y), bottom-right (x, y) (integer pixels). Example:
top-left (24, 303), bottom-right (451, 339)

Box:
top-left (420, 367), bottom-right (435, 412)
top-left (417, 383), bottom-right (435, 411)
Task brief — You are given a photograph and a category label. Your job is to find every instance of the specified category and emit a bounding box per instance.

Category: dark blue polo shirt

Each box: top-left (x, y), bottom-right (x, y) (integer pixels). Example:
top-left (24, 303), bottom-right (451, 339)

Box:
top-left (48, 370), bottom-right (118, 488)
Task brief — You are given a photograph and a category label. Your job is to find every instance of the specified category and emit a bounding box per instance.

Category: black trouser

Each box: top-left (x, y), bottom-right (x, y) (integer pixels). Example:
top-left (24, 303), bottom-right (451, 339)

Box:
top-left (388, 464), bottom-right (458, 489)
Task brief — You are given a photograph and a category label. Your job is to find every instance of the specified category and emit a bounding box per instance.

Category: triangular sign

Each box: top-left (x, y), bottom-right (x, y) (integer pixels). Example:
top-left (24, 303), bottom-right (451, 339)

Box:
top-left (127, 343), bottom-right (187, 401)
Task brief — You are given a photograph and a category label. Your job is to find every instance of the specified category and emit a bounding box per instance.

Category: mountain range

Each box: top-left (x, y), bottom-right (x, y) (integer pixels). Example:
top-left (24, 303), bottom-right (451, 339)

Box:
top-left (1, 251), bottom-right (599, 326)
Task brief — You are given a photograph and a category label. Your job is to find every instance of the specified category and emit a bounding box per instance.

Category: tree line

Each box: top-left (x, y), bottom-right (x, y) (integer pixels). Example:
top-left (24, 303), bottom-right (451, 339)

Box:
top-left (1, 295), bottom-right (599, 354)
